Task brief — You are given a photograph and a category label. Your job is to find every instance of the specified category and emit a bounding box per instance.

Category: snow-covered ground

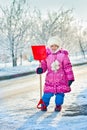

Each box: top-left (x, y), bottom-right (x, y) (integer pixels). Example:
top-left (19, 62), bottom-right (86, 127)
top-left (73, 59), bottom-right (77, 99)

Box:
top-left (0, 64), bottom-right (87, 130)
top-left (0, 61), bottom-right (39, 77)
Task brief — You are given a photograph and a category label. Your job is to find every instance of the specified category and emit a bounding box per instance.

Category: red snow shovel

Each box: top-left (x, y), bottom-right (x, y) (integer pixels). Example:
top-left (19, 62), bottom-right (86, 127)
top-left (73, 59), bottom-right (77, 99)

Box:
top-left (31, 45), bottom-right (47, 109)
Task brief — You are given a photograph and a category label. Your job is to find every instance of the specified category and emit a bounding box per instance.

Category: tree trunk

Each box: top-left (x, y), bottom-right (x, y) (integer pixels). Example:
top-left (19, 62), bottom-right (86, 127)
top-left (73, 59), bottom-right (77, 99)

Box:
top-left (79, 39), bottom-right (86, 58)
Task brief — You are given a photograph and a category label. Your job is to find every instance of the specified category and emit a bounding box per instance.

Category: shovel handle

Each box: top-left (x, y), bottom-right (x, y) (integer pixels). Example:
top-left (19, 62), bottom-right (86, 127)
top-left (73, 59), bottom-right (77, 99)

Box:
top-left (39, 61), bottom-right (42, 99)
top-left (40, 74), bottom-right (42, 99)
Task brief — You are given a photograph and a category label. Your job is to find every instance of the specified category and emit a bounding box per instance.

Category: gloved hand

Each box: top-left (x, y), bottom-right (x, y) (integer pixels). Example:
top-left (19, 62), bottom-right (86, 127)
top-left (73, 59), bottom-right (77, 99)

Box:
top-left (68, 80), bottom-right (74, 86)
top-left (36, 67), bottom-right (43, 74)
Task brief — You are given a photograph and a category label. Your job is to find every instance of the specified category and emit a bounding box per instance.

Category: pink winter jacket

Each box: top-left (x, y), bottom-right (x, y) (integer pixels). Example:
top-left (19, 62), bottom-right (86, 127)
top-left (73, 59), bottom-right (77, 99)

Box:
top-left (40, 48), bottom-right (75, 94)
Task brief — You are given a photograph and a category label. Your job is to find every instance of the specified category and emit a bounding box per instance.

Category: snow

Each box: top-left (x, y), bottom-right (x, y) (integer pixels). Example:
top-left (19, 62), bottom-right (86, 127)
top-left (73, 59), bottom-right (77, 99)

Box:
top-left (0, 61), bottom-right (39, 77)
top-left (0, 59), bottom-right (87, 130)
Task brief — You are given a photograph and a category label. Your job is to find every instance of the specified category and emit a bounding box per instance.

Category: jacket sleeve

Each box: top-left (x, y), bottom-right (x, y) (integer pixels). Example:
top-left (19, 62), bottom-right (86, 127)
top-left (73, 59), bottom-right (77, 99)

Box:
top-left (63, 52), bottom-right (75, 81)
top-left (40, 48), bottom-right (50, 73)
top-left (40, 60), bottom-right (47, 73)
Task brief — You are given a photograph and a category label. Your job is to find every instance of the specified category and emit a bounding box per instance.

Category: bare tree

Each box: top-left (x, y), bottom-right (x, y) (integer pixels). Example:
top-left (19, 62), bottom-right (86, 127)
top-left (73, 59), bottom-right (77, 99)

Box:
top-left (27, 8), bottom-right (75, 45)
top-left (75, 21), bottom-right (87, 58)
top-left (0, 0), bottom-right (31, 66)
top-left (0, 1), bottom-right (86, 66)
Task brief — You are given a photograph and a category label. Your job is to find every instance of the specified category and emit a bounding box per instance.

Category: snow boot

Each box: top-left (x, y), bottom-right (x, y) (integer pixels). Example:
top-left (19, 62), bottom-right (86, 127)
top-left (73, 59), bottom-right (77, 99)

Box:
top-left (55, 105), bottom-right (62, 112)
top-left (41, 105), bottom-right (47, 111)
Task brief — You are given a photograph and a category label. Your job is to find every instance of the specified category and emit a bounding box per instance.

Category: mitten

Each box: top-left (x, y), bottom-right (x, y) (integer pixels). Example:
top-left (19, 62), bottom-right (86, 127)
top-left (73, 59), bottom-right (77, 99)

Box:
top-left (68, 80), bottom-right (74, 86)
top-left (36, 67), bottom-right (43, 74)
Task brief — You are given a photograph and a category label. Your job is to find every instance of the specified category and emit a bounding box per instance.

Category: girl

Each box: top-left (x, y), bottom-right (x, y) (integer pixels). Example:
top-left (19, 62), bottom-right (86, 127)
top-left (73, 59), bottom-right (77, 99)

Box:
top-left (37, 36), bottom-right (75, 112)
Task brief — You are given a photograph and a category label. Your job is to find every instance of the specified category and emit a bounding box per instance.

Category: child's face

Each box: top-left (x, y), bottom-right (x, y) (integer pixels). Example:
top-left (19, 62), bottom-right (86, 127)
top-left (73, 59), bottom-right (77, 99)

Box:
top-left (50, 44), bottom-right (59, 52)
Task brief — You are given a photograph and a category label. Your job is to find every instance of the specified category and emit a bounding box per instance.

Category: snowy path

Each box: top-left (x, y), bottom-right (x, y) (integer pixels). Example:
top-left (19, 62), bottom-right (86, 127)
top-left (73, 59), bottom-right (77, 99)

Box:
top-left (0, 65), bottom-right (87, 130)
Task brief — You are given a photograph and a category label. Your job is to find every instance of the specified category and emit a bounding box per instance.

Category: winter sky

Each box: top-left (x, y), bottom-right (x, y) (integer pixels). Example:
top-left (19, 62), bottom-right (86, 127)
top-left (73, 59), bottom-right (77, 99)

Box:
top-left (0, 0), bottom-right (87, 25)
